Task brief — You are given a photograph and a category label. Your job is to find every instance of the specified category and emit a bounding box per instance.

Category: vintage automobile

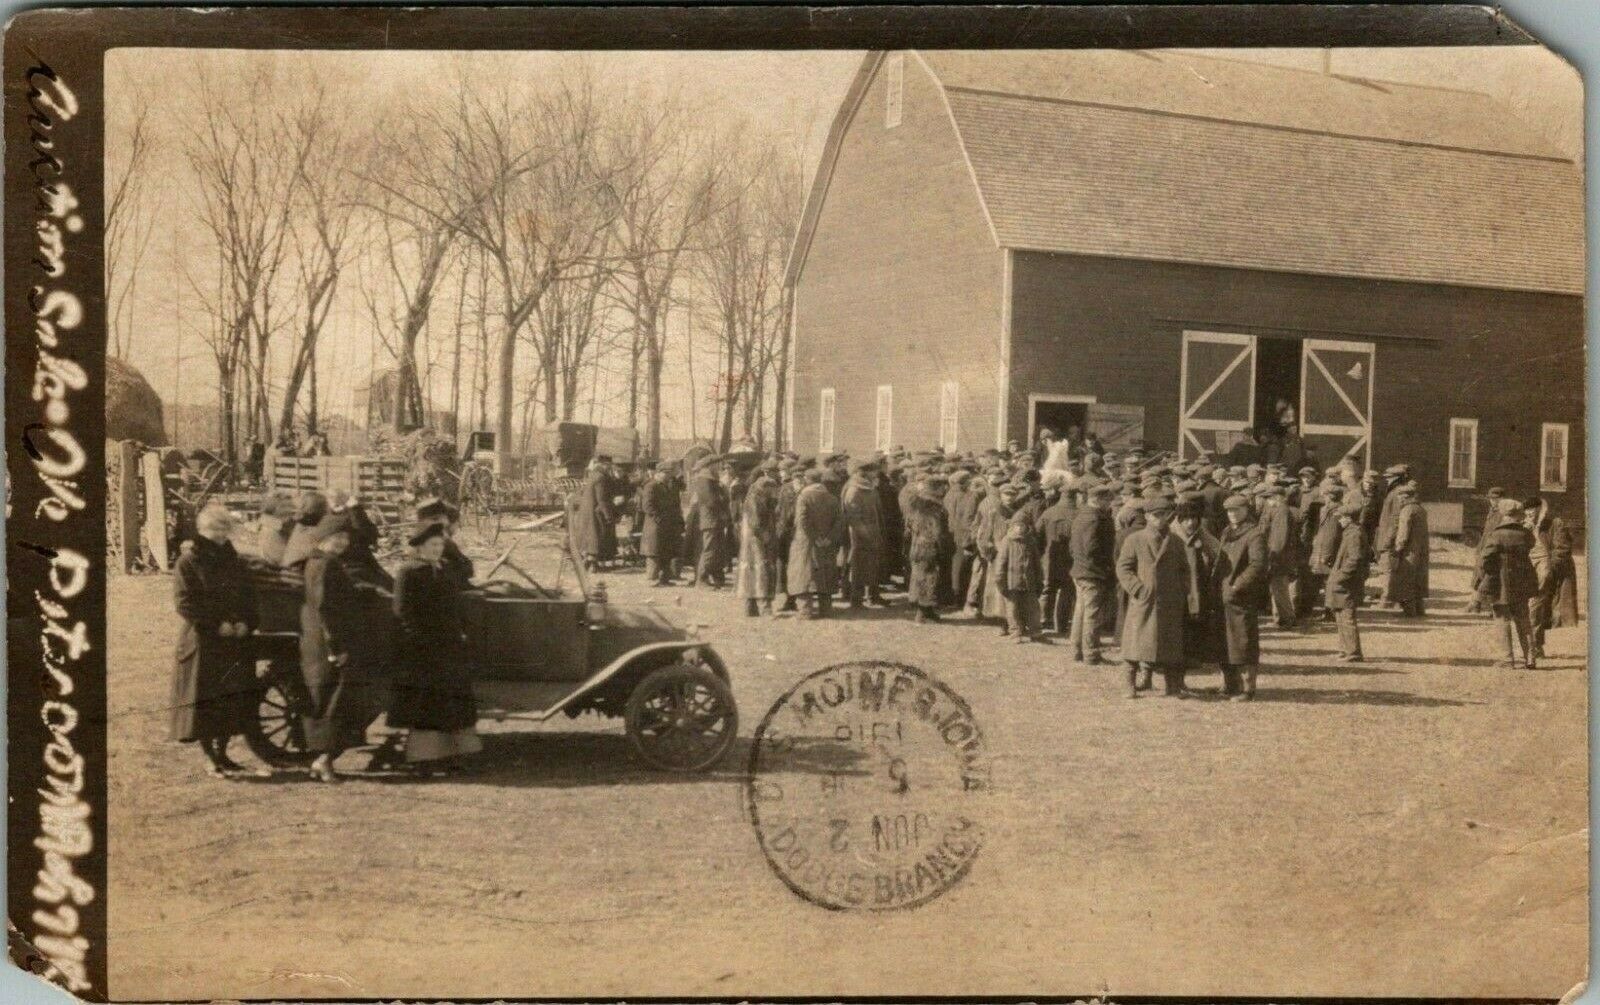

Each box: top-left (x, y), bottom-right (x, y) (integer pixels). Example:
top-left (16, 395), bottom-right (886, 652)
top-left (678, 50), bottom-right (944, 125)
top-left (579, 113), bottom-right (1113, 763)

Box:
top-left (243, 539), bottom-right (737, 772)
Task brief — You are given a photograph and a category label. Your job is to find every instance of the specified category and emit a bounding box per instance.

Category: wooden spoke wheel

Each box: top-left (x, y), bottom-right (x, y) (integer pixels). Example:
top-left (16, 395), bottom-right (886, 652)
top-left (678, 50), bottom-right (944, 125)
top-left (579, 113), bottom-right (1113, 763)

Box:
top-left (624, 663), bottom-right (738, 772)
top-left (243, 673), bottom-right (316, 768)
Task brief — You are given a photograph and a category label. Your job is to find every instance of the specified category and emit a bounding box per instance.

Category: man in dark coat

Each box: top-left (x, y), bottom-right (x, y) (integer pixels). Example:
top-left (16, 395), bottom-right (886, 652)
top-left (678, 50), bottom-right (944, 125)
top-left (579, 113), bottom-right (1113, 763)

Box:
top-left (573, 458), bottom-right (618, 570)
top-left (841, 459), bottom-right (888, 608)
top-left (1068, 482), bottom-right (1117, 664)
top-left (641, 462), bottom-right (684, 585)
top-left (1374, 463), bottom-right (1411, 607)
top-left (879, 461), bottom-right (905, 590)
top-left (1198, 466), bottom-right (1229, 538)
top-left (774, 463), bottom-right (803, 611)
top-left (1326, 501), bottom-right (1371, 662)
top-left (1117, 496), bottom-right (1190, 698)
top-left (905, 474), bottom-right (951, 623)
top-left (1292, 466), bottom-right (1323, 618)
top-left (688, 457), bottom-right (731, 588)
top-left (1214, 494), bottom-right (1268, 699)
top-left (1037, 484), bottom-right (1078, 634)
top-left (1260, 487), bottom-right (1300, 629)
top-left (947, 470), bottom-right (982, 606)
top-left (170, 505), bottom-right (262, 777)
top-left (787, 468), bottom-right (843, 618)
top-left (1387, 482), bottom-right (1429, 617)
top-left (1527, 496), bottom-right (1578, 658)
top-left (735, 460), bottom-right (782, 616)
top-left (1172, 495), bottom-right (1224, 687)
top-left (1477, 498), bottom-right (1539, 669)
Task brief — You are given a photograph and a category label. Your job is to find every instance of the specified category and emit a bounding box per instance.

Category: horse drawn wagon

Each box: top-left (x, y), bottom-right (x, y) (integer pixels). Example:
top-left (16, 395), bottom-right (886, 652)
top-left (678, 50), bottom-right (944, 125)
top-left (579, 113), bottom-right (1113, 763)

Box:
top-left (241, 541), bottom-right (738, 773)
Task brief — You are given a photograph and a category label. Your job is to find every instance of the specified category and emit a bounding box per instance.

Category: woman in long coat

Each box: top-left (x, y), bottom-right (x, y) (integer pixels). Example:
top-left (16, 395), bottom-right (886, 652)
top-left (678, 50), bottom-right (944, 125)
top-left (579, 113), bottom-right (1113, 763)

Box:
top-left (299, 512), bottom-right (376, 783)
top-left (640, 462), bottom-right (684, 585)
top-left (904, 475), bottom-right (950, 623)
top-left (1387, 483), bottom-right (1430, 617)
top-left (787, 469), bottom-right (843, 618)
top-left (390, 522), bottom-right (481, 772)
top-left (170, 505), bottom-right (262, 777)
top-left (1213, 495), bottom-right (1268, 699)
top-left (1477, 499), bottom-right (1539, 668)
top-left (735, 462), bottom-right (782, 615)
top-left (1116, 498), bottom-right (1191, 698)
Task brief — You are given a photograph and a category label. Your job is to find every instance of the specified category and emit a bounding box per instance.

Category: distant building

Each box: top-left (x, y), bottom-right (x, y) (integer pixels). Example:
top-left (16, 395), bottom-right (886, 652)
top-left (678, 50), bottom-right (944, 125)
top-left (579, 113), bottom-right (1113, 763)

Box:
top-left (354, 368), bottom-right (456, 437)
top-left (787, 51), bottom-right (1583, 514)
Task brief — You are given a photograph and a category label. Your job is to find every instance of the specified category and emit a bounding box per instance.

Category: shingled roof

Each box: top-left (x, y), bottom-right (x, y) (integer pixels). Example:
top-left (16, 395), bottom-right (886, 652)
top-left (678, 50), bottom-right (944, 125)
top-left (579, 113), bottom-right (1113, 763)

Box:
top-left (788, 50), bottom-right (1584, 295)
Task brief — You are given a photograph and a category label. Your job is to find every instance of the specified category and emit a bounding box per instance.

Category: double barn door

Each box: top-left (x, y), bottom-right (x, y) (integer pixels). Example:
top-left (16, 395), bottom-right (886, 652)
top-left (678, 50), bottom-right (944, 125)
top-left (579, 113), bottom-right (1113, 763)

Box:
top-left (1178, 330), bottom-right (1374, 467)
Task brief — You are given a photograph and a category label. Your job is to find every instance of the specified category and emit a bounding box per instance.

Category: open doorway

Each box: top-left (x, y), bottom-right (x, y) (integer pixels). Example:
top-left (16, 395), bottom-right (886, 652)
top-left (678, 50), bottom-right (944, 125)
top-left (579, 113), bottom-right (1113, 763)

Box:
top-left (1253, 336), bottom-right (1302, 439)
top-left (1029, 395), bottom-right (1092, 447)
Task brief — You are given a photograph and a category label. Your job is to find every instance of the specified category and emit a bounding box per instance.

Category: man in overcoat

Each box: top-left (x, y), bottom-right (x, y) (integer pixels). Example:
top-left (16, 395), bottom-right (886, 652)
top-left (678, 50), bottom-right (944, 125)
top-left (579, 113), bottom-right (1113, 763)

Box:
top-left (787, 468), bottom-right (844, 618)
top-left (1260, 486), bottom-right (1301, 629)
top-left (1374, 463), bottom-right (1411, 607)
top-left (689, 456), bottom-right (731, 588)
top-left (1526, 495), bottom-right (1578, 657)
top-left (1116, 497), bottom-right (1192, 699)
top-left (841, 458), bottom-right (888, 608)
top-left (1173, 495), bottom-right (1224, 688)
top-left (735, 459), bottom-right (782, 615)
top-left (774, 462), bottom-right (803, 611)
top-left (905, 473), bottom-right (951, 623)
top-left (641, 461), bottom-right (684, 585)
top-left (1387, 481), bottom-right (1429, 617)
top-left (573, 458), bottom-right (618, 570)
top-left (1214, 494), bottom-right (1268, 699)
top-left (1477, 498), bottom-right (1539, 668)
top-left (945, 469), bottom-right (979, 603)
top-left (1326, 501), bottom-right (1371, 661)
top-left (1037, 482), bottom-right (1078, 634)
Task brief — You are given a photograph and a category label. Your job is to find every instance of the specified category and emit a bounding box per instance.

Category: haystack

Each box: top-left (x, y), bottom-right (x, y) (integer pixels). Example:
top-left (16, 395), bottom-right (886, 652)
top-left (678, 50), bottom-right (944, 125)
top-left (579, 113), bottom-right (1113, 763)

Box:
top-left (106, 356), bottom-right (167, 446)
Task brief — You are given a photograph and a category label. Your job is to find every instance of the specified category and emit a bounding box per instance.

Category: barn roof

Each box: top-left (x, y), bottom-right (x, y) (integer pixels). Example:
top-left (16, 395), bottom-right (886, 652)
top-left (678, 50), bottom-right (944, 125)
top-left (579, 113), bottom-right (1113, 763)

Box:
top-left (787, 50), bottom-right (1584, 296)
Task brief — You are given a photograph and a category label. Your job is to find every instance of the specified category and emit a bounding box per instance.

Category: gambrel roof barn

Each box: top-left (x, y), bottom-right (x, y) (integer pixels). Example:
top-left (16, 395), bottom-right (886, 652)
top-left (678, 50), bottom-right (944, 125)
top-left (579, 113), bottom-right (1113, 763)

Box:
top-left (787, 50), bottom-right (1584, 515)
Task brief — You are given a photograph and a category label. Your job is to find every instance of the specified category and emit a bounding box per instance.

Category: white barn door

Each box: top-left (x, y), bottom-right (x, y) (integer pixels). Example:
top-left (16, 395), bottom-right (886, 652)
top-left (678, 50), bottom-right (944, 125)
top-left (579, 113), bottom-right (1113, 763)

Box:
top-left (1299, 338), bottom-right (1375, 469)
top-left (1178, 331), bottom-right (1257, 459)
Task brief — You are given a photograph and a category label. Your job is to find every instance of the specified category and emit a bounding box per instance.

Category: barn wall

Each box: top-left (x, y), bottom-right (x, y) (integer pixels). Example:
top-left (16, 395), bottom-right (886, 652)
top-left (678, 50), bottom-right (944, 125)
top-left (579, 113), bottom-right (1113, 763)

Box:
top-left (1010, 251), bottom-right (1585, 517)
top-left (790, 55), bottom-right (1002, 456)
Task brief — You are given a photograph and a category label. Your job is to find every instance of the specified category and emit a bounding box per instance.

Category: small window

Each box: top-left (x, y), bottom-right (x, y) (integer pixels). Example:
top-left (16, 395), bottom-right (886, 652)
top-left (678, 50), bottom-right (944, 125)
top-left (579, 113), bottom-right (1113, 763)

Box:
top-left (818, 388), bottom-right (836, 453)
top-left (885, 52), bottom-right (904, 129)
top-left (1447, 418), bottom-right (1477, 489)
top-left (1540, 422), bottom-right (1569, 493)
top-left (875, 385), bottom-right (893, 453)
top-left (939, 381), bottom-right (960, 451)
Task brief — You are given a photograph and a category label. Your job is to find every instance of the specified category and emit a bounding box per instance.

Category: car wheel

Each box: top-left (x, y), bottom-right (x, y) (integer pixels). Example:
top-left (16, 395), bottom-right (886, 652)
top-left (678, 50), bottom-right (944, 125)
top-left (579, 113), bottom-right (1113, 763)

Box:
top-left (624, 662), bottom-right (738, 772)
top-left (243, 668), bottom-right (316, 768)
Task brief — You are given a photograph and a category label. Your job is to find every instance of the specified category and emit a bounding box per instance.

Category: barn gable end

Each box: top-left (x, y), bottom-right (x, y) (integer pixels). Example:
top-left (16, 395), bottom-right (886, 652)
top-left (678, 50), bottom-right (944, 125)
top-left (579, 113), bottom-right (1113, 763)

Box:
top-left (790, 52), bottom-right (1004, 455)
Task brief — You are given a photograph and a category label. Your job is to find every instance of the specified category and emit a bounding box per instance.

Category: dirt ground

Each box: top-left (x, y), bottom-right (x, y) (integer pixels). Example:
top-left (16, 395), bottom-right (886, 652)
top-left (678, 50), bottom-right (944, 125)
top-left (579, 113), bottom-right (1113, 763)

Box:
top-left (107, 533), bottom-right (1587, 1001)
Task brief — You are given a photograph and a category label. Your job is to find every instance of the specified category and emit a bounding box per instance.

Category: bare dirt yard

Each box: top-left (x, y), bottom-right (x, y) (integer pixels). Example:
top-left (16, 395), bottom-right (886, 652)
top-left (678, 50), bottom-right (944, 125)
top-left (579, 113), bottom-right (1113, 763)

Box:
top-left (108, 533), bottom-right (1586, 1001)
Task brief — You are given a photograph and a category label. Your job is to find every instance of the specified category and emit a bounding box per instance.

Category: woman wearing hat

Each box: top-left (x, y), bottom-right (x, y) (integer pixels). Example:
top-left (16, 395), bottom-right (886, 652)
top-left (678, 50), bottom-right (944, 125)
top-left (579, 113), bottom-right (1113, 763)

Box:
top-left (299, 511), bottom-right (376, 783)
top-left (389, 522), bottom-right (482, 773)
top-left (170, 504), bottom-right (265, 777)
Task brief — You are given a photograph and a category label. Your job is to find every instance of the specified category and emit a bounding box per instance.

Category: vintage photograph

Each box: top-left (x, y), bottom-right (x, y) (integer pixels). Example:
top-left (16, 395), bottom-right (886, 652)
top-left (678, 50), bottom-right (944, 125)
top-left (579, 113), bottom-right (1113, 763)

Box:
top-left (84, 34), bottom-right (1584, 1001)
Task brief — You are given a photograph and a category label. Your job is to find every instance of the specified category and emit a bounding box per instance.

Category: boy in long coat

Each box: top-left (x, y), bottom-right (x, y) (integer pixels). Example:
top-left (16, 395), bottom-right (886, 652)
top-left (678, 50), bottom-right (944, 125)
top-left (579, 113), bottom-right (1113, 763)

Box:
top-left (787, 469), bottom-right (843, 618)
top-left (1116, 497), bottom-right (1191, 698)
top-left (1325, 501), bottom-right (1372, 661)
top-left (1387, 482), bottom-right (1430, 617)
top-left (993, 507), bottom-right (1045, 642)
top-left (1068, 482), bottom-right (1118, 664)
top-left (1214, 495), bottom-right (1268, 699)
top-left (170, 505), bottom-right (261, 777)
top-left (735, 461), bottom-right (782, 615)
top-left (640, 462), bottom-right (684, 585)
top-left (841, 460), bottom-right (888, 608)
top-left (1037, 486), bottom-right (1078, 634)
top-left (1477, 498), bottom-right (1539, 668)
top-left (905, 475), bottom-right (951, 623)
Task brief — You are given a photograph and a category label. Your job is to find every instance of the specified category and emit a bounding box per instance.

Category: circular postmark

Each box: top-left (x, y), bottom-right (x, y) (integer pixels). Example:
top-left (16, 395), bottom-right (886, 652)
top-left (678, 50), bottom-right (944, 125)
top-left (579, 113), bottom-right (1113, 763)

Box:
top-left (744, 661), bottom-right (988, 911)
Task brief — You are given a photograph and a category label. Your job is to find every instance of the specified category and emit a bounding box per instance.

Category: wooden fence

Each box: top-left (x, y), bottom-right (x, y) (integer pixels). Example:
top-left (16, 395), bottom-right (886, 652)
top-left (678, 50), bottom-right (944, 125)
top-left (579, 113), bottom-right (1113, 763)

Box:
top-left (264, 453), bottom-right (410, 522)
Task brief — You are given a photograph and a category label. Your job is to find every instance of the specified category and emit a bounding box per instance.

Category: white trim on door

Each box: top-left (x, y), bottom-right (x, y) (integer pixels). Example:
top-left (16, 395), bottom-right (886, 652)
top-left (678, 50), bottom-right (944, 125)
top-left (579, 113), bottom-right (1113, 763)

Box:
top-left (1178, 330), bottom-right (1257, 459)
top-left (1026, 393), bottom-right (1097, 445)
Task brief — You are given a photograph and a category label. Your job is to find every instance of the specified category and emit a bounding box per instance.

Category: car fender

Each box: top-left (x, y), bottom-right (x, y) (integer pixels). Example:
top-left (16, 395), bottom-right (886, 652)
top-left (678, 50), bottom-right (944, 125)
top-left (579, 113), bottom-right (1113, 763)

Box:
top-left (546, 640), bottom-right (729, 719)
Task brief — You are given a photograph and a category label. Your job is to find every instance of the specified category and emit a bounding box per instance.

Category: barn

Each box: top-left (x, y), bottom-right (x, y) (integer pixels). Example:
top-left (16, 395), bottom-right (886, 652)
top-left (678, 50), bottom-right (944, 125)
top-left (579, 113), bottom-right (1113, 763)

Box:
top-left (785, 50), bottom-right (1585, 521)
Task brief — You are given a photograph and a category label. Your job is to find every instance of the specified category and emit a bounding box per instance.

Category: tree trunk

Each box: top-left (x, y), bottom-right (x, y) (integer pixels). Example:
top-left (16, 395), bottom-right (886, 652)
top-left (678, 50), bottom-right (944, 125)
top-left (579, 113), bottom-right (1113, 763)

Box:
top-left (495, 324), bottom-right (517, 462)
top-left (307, 347), bottom-right (319, 435)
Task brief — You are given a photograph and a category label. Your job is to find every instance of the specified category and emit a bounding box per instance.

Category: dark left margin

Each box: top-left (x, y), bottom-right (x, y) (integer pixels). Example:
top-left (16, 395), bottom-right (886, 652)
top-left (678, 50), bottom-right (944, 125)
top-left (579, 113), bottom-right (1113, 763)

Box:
top-left (5, 10), bottom-right (109, 1000)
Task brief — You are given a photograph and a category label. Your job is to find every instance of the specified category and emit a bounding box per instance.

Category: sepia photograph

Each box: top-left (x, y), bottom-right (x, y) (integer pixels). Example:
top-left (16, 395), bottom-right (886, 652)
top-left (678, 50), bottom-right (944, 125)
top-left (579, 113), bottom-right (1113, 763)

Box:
top-left (5, 5), bottom-right (1588, 1002)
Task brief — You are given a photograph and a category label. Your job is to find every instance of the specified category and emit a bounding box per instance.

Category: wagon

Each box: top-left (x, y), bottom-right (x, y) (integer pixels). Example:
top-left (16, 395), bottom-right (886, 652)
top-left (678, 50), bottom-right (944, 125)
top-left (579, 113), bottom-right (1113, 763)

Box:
top-left (242, 541), bottom-right (737, 773)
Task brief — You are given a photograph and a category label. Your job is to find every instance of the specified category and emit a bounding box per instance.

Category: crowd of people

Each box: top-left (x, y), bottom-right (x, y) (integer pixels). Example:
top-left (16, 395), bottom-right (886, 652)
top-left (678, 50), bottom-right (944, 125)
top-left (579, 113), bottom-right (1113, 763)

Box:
top-left (169, 491), bottom-right (480, 782)
top-left (166, 426), bottom-right (1579, 780)
top-left (570, 427), bottom-right (1577, 700)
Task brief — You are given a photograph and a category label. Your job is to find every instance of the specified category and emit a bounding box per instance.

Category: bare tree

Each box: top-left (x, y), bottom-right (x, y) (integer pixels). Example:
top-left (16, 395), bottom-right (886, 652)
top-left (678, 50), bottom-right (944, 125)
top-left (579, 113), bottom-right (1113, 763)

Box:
top-left (183, 61), bottom-right (311, 466)
top-left (606, 89), bottom-right (723, 459)
top-left (106, 96), bottom-right (158, 360)
top-left (277, 82), bottom-right (366, 439)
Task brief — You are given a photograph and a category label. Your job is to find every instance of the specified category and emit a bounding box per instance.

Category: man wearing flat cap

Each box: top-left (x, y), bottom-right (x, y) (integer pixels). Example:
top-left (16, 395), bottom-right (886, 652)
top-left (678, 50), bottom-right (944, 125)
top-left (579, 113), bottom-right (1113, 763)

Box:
top-left (686, 455), bottom-right (732, 589)
top-left (573, 456), bottom-right (619, 572)
top-left (1067, 481), bottom-right (1118, 664)
top-left (1214, 493), bottom-right (1268, 699)
top-left (1373, 463), bottom-right (1413, 607)
top-left (1116, 496), bottom-right (1193, 698)
top-left (1259, 485), bottom-right (1301, 630)
top-left (640, 462), bottom-right (684, 586)
top-left (841, 459), bottom-right (889, 609)
top-left (1386, 481), bottom-right (1429, 617)
top-left (1326, 500), bottom-right (1372, 661)
top-left (734, 459), bottom-right (782, 616)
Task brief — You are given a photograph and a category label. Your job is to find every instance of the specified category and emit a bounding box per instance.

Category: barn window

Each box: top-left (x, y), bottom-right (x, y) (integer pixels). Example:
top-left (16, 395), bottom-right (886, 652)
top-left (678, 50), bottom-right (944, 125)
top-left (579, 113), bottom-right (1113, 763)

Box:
top-left (1540, 423), bottom-right (1569, 493)
top-left (939, 381), bottom-right (960, 450)
top-left (885, 52), bottom-right (904, 128)
top-left (875, 385), bottom-right (894, 452)
top-left (1447, 418), bottom-right (1477, 489)
top-left (819, 388), bottom-right (836, 453)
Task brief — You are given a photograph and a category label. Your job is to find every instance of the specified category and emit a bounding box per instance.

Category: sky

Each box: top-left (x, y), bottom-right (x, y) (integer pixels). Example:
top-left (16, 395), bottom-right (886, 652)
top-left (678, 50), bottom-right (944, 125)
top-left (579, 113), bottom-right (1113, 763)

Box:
top-left (106, 45), bottom-right (1579, 447)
